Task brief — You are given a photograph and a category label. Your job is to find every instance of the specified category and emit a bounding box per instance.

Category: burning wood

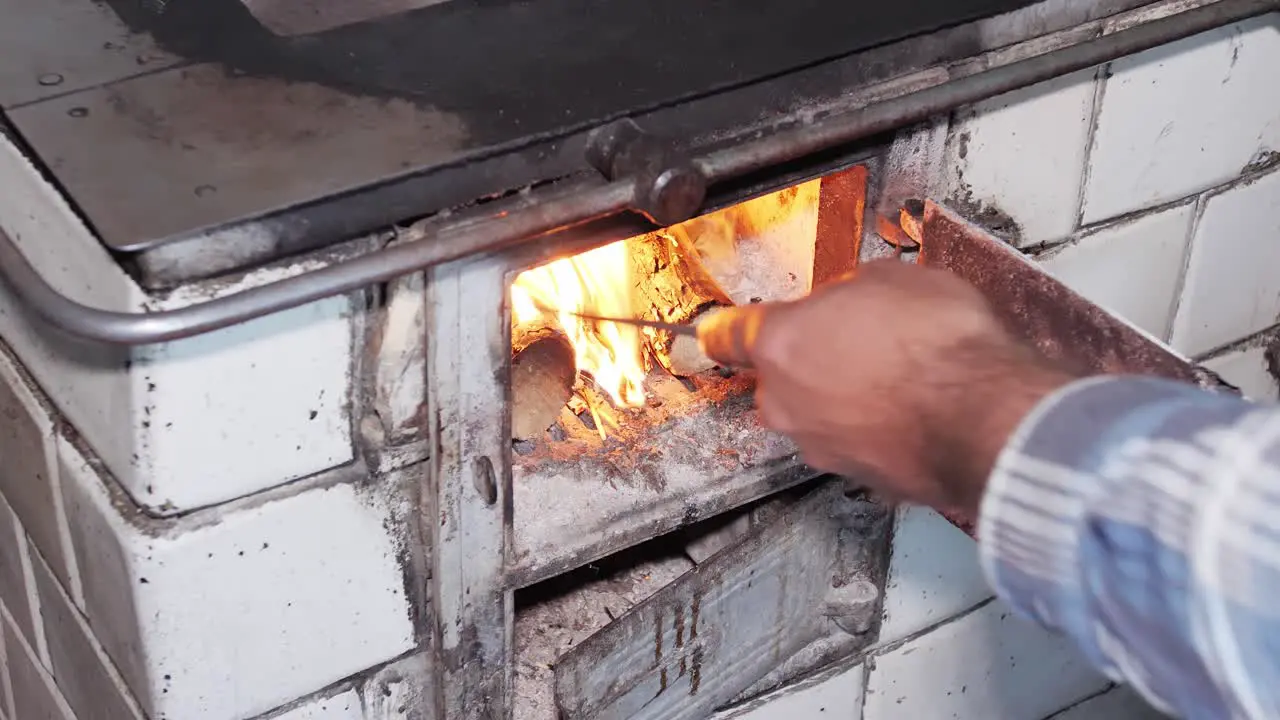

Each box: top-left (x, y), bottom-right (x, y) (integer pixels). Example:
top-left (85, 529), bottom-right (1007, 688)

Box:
top-left (508, 179), bottom-right (823, 441)
top-left (511, 329), bottom-right (577, 441)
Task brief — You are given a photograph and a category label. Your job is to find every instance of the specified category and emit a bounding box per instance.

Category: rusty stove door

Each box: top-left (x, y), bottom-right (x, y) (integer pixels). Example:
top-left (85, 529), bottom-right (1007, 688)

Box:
top-left (552, 480), bottom-right (890, 720)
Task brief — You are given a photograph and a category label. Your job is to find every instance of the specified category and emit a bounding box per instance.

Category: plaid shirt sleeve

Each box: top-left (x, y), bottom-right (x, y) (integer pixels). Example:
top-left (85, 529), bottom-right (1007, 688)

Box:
top-left (977, 375), bottom-right (1280, 720)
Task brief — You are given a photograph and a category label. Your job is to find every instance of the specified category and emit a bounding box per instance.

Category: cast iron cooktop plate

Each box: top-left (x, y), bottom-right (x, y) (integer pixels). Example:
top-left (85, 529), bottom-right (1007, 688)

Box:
top-left (1, 0), bottom-right (1038, 264)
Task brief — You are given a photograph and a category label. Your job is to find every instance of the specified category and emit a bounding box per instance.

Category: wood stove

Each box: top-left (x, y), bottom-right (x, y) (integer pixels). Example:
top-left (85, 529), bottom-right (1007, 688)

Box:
top-left (0, 1), bottom-right (1273, 719)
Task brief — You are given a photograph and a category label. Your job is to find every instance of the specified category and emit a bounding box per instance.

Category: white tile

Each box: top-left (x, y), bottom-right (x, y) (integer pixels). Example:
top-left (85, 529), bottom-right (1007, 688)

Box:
top-left (878, 508), bottom-right (991, 646)
top-left (130, 289), bottom-right (355, 513)
top-left (1050, 685), bottom-right (1168, 720)
top-left (0, 498), bottom-right (36, 654)
top-left (1040, 203), bottom-right (1195, 342)
top-left (0, 351), bottom-right (76, 607)
top-left (30, 548), bottom-right (144, 720)
top-left (0, 131), bottom-right (356, 515)
top-left (268, 688), bottom-right (364, 720)
top-left (1, 605), bottom-right (74, 720)
top-left (1082, 16), bottom-right (1280, 223)
top-left (1171, 169), bottom-right (1280, 356)
top-left (1203, 345), bottom-right (1279, 402)
top-left (717, 663), bottom-right (864, 720)
top-left (945, 68), bottom-right (1099, 247)
top-left (58, 438), bottom-right (416, 720)
top-left (863, 602), bottom-right (1107, 720)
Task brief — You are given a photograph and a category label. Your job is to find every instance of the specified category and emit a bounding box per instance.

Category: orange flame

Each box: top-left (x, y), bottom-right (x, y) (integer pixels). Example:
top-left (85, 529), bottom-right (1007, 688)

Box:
top-left (511, 240), bottom-right (647, 408)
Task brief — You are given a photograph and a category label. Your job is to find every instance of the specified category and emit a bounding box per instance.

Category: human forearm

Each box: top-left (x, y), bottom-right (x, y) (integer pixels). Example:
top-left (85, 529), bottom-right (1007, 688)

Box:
top-left (979, 375), bottom-right (1280, 720)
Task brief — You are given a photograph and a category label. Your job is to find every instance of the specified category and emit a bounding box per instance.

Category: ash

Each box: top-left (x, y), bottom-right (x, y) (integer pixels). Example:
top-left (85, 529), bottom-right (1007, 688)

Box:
top-left (512, 368), bottom-right (800, 571)
top-left (514, 371), bottom-right (777, 481)
top-left (514, 549), bottom-right (694, 719)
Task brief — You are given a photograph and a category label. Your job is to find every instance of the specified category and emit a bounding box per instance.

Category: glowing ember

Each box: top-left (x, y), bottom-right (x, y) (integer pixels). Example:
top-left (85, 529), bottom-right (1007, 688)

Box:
top-left (511, 240), bottom-right (648, 409)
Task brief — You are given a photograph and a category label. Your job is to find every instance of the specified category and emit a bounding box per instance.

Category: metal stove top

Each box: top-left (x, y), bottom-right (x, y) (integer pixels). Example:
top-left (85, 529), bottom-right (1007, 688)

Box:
top-left (3, 0), bottom-right (1038, 282)
top-left (2, 0), bottom-right (1268, 345)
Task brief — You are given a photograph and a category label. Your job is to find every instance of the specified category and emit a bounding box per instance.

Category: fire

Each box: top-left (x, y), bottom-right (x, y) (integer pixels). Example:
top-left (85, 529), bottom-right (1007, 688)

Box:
top-left (511, 240), bottom-right (648, 409)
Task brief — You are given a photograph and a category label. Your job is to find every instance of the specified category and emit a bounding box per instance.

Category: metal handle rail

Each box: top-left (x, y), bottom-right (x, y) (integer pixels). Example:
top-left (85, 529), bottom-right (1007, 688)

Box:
top-left (0, 0), bottom-right (1273, 345)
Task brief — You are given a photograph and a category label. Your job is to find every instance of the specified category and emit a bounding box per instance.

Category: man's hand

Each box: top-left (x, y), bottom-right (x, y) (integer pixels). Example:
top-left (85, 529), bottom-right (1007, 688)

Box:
top-left (748, 261), bottom-right (1076, 517)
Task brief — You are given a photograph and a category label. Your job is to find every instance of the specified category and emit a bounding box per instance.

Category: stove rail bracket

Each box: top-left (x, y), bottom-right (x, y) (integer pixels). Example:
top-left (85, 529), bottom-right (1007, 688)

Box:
top-left (585, 118), bottom-right (708, 228)
top-left (0, 0), bottom-right (1275, 346)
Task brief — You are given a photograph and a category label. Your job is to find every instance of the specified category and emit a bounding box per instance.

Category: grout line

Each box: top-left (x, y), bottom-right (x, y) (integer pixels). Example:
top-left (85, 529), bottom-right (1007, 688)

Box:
top-left (6, 61), bottom-right (191, 112)
top-left (859, 660), bottom-right (873, 716)
top-left (1040, 683), bottom-right (1118, 720)
top-left (1072, 62), bottom-right (1112, 231)
top-left (1165, 192), bottom-right (1208, 346)
top-left (254, 646), bottom-right (425, 720)
top-left (28, 545), bottom-right (149, 719)
top-left (44, 438), bottom-right (84, 611)
top-left (865, 597), bottom-right (998, 658)
top-left (1193, 321), bottom-right (1280, 362)
top-left (8, 516), bottom-right (49, 669)
top-left (0, 601), bottom-right (73, 718)
top-left (1073, 143), bottom-right (1280, 235)
top-left (1019, 190), bottom-right (1206, 260)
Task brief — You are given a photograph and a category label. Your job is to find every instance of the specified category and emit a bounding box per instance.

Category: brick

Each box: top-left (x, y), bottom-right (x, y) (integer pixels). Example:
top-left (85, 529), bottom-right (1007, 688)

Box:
top-left (716, 663), bottom-right (864, 720)
top-left (1203, 345), bottom-right (1280, 402)
top-left (58, 438), bottom-right (415, 719)
top-left (0, 497), bottom-right (36, 653)
top-left (863, 602), bottom-right (1107, 720)
top-left (0, 134), bottom-right (356, 516)
top-left (877, 507), bottom-right (991, 646)
top-left (1040, 203), bottom-right (1195, 342)
top-left (1049, 685), bottom-right (1168, 719)
top-left (945, 68), bottom-right (1099, 247)
top-left (30, 548), bottom-right (143, 720)
top-left (1171, 169), bottom-right (1280, 355)
top-left (1, 605), bottom-right (74, 720)
top-left (1082, 16), bottom-right (1280, 223)
top-left (0, 352), bottom-right (75, 600)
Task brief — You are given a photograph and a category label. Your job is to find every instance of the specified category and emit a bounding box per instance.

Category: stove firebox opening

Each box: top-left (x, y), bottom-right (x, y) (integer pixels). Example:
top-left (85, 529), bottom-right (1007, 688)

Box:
top-left (508, 164), bottom-right (868, 588)
top-left (509, 178), bottom-right (822, 448)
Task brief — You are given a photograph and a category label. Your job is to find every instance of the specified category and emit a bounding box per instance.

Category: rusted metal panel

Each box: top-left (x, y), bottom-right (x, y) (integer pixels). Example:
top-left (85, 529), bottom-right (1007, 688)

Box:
top-left (426, 255), bottom-right (514, 719)
top-left (812, 165), bottom-right (868, 288)
top-left (919, 201), bottom-right (1203, 383)
top-left (553, 481), bottom-right (889, 720)
top-left (917, 200), bottom-right (1239, 534)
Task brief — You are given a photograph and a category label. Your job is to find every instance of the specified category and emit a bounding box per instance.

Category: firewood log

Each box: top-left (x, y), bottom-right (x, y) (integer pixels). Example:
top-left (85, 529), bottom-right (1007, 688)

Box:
top-left (511, 329), bottom-right (576, 441)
